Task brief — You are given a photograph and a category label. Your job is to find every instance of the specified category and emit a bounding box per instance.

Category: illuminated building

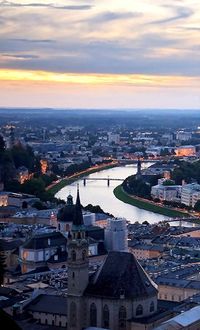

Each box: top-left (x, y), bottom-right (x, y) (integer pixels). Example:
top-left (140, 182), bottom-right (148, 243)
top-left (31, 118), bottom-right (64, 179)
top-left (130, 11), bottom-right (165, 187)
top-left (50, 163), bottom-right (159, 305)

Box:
top-left (40, 159), bottom-right (48, 174)
top-left (17, 166), bottom-right (29, 184)
top-left (175, 145), bottom-right (196, 157)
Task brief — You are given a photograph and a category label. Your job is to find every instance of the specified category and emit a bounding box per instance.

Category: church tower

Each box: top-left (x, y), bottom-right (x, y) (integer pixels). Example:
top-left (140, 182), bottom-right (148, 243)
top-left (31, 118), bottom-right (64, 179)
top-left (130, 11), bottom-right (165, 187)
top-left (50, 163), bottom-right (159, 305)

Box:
top-left (136, 157), bottom-right (142, 180)
top-left (67, 187), bottom-right (89, 330)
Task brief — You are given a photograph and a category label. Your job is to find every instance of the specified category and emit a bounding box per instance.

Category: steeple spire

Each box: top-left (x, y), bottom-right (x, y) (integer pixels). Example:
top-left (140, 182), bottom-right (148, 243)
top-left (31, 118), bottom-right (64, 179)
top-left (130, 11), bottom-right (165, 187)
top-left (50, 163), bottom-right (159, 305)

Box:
top-left (72, 185), bottom-right (84, 227)
top-left (136, 157), bottom-right (142, 180)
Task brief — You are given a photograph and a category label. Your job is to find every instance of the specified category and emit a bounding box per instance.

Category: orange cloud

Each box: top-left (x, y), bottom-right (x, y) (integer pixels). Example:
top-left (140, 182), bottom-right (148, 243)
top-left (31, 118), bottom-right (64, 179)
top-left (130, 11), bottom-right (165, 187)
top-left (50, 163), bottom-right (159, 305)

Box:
top-left (0, 69), bottom-right (199, 88)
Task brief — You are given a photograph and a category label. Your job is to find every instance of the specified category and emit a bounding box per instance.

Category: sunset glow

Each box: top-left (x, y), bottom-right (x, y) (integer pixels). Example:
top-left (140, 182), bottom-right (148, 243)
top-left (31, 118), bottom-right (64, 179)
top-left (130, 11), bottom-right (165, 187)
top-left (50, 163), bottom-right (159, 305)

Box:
top-left (1, 69), bottom-right (200, 88)
top-left (0, 0), bottom-right (200, 108)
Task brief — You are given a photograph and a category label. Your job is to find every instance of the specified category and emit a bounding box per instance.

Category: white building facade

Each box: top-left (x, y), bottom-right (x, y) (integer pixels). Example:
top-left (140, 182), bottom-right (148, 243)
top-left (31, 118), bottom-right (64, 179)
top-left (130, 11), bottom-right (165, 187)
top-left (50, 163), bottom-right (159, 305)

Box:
top-left (181, 183), bottom-right (200, 207)
top-left (105, 217), bottom-right (128, 252)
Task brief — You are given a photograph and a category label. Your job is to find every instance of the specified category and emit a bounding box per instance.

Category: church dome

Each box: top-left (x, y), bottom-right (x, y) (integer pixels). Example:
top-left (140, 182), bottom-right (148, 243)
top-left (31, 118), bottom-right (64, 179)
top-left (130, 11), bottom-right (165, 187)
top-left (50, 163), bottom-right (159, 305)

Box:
top-left (57, 194), bottom-right (75, 223)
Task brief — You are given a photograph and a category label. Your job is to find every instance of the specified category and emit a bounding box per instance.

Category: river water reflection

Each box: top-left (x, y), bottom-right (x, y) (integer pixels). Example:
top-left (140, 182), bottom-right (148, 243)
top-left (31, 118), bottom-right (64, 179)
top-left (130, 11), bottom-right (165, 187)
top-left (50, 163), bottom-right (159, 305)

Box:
top-left (56, 163), bottom-right (173, 224)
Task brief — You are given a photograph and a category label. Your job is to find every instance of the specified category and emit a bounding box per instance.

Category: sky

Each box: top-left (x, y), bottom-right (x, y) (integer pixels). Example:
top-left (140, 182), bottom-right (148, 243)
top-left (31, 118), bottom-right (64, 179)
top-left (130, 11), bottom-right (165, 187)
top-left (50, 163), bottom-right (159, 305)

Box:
top-left (0, 0), bottom-right (200, 109)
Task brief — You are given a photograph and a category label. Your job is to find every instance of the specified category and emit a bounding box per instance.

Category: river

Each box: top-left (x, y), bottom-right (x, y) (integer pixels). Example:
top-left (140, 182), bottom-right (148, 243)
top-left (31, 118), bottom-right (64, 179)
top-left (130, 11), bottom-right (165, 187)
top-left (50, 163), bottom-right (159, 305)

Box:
top-left (55, 163), bottom-right (172, 224)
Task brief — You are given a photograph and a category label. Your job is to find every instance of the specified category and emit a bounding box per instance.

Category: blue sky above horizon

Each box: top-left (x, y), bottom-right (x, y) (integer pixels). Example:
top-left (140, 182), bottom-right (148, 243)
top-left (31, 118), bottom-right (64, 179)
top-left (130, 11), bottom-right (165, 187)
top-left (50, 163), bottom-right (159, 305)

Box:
top-left (0, 0), bottom-right (200, 109)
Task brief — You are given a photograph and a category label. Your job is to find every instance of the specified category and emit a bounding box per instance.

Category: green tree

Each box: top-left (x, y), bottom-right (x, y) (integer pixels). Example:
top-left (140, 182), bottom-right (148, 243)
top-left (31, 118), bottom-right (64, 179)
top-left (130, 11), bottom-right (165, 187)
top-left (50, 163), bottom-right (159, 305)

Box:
top-left (4, 180), bottom-right (21, 192)
top-left (0, 135), bottom-right (5, 155)
top-left (0, 242), bottom-right (6, 285)
top-left (32, 201), bottom-right (47, 210)
top-left (163, 180), bottom-right (175, 186)
top-left (142, 220), bottom-right (149, 225)
top-left (11, 144), bottom-right (35, 170)
top-left (194, 200), bottom-right (200, 212)
top-left (123, 176), bottom-right (151, 198)
top-left (22, 178), bottom-right (45, 196)
top-left (160, 148), bottom-right (170, 156)
top-left (1, 151), bottom-right (16, 185)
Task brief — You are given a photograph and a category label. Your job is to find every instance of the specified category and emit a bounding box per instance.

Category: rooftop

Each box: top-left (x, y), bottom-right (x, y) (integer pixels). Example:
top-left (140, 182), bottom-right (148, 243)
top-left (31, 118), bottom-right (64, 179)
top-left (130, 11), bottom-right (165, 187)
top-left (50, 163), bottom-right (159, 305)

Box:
top-left (85, 251), bottom-right (157, 299)
top-left (22, 231), bottom-right (67, 250)
top-left (25, 294), bottom-right (67, 315)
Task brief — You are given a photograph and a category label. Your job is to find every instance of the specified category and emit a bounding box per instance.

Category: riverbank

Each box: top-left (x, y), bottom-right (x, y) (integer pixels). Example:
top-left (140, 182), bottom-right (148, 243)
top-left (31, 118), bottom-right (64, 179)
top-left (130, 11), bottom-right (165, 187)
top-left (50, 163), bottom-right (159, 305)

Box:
top-left (113, 185), bottom-right (190, 218)
top-left (48, 162), bottom-right (119, 195)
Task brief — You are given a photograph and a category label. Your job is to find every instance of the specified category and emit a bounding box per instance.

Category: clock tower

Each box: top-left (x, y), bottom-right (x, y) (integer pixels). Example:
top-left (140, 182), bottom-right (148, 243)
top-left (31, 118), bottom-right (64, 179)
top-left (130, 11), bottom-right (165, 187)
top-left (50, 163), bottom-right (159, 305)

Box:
top-left (67, 187), bottom-right (89, 329)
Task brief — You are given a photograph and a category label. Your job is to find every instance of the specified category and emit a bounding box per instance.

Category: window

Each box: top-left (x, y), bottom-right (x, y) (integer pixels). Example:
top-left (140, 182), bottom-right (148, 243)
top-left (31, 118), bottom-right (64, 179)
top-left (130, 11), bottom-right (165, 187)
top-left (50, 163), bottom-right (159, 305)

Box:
top-left (90, 303), bottom-right (97, 327)
top-left (103, 305), bottom-right (109, 328)
top-left (70, 302), bottom-right (77, 327)
top-left (136, 304), bottom-right (143, 316)
top-left (150, 301), bottom-right (154, 313)
top-left (119, 306), bottom-right (126, 329)
top-left (72, 272), bottom-right (75, 279)
top-left (82, 249), bottom-right (87, 261)
top-left (71, 250), bottom-right (76, 261)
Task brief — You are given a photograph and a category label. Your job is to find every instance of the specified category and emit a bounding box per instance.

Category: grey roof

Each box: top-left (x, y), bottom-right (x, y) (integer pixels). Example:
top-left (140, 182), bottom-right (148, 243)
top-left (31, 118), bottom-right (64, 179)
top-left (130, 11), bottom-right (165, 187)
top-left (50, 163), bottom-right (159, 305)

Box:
top-left (57, 204), bottom-right (75, 222)
top-left (155, 306), bottom-right (200, 329)
top-left (85, 225), bottom-right (104, 241)
top-left (128, 243), bottom-right (164, 252)
top-left (156, 277), bottom-right (200, 290)
top-left (153, 321), bottom-right (182, 330)
top-left (0, 239), bottom-right (23, 251)
top-left (84, 251), bottom-right (158, 299)
top-left (25, 266), bottom-right (50, 275)
top-left (22, 231), bottom-right (67, 249)
top-left (26, 294), bottom-right (67, 315)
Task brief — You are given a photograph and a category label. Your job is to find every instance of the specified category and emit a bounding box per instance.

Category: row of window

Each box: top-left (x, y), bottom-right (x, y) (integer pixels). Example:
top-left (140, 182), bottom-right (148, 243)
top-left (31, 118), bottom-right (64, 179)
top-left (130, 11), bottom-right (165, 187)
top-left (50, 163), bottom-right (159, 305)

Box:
top-left (69, 301), bottom-right (155, 328)
top-left (159, 294), bottom-right (183, 301)
top-left (41, 319), bottom-right (67, 327)
top-left (71, 249), bottom-right (87, 261)
top-left (90, 302), bottom-right (154, 327)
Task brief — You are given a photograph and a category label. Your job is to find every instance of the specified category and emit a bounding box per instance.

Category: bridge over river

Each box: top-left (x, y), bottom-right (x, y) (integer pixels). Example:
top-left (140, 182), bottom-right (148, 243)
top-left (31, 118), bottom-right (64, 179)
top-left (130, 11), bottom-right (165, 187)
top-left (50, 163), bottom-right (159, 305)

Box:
top-left (82, 177), bottom-right (124, 186)
top-left (164, 217), bottom-right (200, 225)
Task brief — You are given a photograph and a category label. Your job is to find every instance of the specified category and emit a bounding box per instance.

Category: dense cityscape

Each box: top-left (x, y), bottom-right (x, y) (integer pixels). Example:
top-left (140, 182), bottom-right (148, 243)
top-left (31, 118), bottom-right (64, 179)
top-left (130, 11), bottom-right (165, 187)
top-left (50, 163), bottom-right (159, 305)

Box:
top-left (1, 110), bottom-right (200, 329)
top-left (1, 0), bottom-right (200, 328)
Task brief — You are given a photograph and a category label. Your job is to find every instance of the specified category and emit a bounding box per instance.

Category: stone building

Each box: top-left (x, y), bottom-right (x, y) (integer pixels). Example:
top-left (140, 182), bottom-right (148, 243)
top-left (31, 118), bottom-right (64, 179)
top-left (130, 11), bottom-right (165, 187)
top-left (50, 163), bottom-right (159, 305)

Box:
top-left (67, 189), bottom-right (158, 330)
top-left (105, 217), bottom-right (128, 252)
top-left (25, 294), bottom-right (67, 327)
top-left (57, 194), bottom-right (75, 233)
top-left (19, 231), bottom-right (67, 273)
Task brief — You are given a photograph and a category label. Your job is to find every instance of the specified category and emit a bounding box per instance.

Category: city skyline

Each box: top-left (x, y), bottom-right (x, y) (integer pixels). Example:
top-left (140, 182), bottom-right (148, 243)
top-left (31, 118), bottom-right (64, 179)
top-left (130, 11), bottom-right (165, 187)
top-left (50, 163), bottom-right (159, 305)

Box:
top-left (0, 0), bottom-right (200, 109)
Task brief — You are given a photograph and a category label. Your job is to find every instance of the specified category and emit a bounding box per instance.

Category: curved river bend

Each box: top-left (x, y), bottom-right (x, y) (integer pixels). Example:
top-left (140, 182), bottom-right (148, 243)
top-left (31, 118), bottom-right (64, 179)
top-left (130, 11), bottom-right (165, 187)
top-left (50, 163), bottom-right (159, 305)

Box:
top-left (56, 163), bottom-right (171, 224)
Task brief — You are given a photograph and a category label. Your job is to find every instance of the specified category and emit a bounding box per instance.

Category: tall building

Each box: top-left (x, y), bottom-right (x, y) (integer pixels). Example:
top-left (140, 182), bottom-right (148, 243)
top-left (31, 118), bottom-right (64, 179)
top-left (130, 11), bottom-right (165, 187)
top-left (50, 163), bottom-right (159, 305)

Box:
top-left (176, 131), bottom-right (192, 141)
top-left (0, 168), bottom-right (4, 191)
top-left (67, 189), bottom-right (158, 330)
top-left (9, 126), bottom-right (15, 148)
top-left (57, 194), bottom-right (75, 233)
top-left (181, 183), bottom-right (200, 207)
top-left (105, 217), bottom-right (128, 252)
top-left (67, 188), bottom-right (89, 330)
top-left (136, 157), bottom-right (142, 180)
top-left (108, 132), bottom-right (120, 144)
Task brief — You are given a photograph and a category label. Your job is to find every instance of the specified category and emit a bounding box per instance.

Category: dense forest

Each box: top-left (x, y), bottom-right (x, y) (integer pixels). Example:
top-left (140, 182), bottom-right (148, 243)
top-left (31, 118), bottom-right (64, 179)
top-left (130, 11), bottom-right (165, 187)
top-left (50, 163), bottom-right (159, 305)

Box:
top-left (172, 160), bottom-right (200, 184)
